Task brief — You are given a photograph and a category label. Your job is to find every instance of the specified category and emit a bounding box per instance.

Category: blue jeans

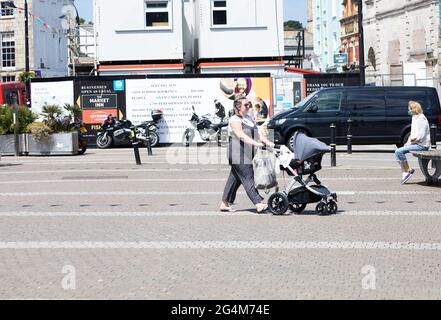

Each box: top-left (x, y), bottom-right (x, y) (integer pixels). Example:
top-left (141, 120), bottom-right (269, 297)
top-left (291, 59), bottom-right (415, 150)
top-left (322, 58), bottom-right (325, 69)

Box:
top-left (395, 144), bottom-right (428, 162)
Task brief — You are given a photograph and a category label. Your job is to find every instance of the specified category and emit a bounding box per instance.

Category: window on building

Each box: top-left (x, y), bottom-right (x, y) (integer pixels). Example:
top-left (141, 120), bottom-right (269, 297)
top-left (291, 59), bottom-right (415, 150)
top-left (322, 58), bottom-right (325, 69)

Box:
top-left (1, 32), bottom-right (15, 69)
top-left (1, 1), bottom-right (14, 17)
top-left (212, 0), bottom-right (227, 25)
top-left (1, 75), bottom-right (15, 82)
top-left (145, 1), bottom-right (171, 28)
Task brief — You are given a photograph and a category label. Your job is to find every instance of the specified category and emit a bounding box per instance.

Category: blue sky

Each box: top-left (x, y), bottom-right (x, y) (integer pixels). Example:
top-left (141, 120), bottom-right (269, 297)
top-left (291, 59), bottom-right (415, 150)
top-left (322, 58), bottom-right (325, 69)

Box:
top-left (75, 0), bottom-right (307, 25)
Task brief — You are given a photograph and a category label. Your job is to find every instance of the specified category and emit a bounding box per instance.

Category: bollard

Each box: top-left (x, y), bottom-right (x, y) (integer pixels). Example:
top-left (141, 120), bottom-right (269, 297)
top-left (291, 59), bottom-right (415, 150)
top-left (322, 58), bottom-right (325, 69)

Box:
top-left (11, 92), bottom-right (20, 157)
top-left (347, 118), bottom-right (353, 154)
top-left (431, 124), bottom-right (437, 149)
top-left (145, 123), bottom-right (153, 156)
top-left (330, 123), bottom-right (337, 167)
top-left (131, 126), bottom-right (142, 165)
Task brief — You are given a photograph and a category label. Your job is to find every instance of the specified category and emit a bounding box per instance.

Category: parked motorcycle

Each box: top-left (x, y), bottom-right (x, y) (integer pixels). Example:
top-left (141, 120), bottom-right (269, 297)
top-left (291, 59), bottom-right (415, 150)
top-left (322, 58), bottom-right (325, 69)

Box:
top-left (133, 109), bottom-right (163, 147)
top-left (182, 103), bottom-right (229, 147)
top-left (96, 118), bottom-right (134, 149)
top-left (96, 110), bottom-right (163, 149)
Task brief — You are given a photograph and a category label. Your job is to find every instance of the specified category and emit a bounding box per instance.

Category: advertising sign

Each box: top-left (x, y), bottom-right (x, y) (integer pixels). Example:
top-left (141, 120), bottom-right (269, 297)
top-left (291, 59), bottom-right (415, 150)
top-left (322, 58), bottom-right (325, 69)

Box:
top-left (81, 94), bottom-right (118, 109)
top-left (30, 80), bottom-right (74, 119)
top-left (74, 79), bottom-right (126, 126)
top-left (334, 53), bottom-right (349, 65)
top-left (304, 73), bottom-right (361, 96)
top-left (126, 76), bottom-right (272, 143)
top-left (83, 109), bottom-right (118, 124)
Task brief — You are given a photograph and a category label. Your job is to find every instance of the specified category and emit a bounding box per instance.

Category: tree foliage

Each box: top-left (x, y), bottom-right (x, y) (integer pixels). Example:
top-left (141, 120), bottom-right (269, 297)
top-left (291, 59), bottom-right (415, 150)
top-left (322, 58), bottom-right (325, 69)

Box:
top-left (0, 105), bottom-right (38, 134)
top-left (284, 20), bottom-right (303, 31)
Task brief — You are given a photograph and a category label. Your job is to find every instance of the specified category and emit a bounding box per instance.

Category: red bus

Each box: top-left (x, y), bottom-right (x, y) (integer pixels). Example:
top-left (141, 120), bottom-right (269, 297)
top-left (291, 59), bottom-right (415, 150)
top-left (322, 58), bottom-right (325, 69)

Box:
top-left (0, 82), bottom-right (26, 105)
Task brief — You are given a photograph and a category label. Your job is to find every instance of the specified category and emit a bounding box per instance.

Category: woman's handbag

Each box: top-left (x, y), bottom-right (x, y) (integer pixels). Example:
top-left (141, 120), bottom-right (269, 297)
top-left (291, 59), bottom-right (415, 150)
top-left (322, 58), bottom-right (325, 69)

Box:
top-left (253, 152), bottom-right (278, 190)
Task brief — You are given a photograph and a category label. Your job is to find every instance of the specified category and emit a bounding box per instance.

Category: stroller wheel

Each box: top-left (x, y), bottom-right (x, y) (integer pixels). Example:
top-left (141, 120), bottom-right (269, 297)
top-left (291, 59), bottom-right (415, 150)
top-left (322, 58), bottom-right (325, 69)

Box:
top-left (327, 200), bottom-right (338, 215)
top-left (316, 202), bottom-right (328, 216)
top-left (289, 203), bottom-right (307, 214)
top-left (268, 193), bottom-right (289, 215)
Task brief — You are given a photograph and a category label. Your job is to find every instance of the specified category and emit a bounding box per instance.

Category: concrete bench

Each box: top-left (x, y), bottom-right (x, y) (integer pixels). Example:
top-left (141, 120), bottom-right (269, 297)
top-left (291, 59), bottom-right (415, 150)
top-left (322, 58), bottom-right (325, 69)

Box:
top-left (411, 150), bottom-right (441, 184)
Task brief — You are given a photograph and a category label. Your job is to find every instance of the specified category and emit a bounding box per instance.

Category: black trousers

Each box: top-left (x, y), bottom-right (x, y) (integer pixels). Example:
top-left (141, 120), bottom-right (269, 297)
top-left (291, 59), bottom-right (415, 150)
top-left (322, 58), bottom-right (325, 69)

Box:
top-left (222, 163), bottom-right (263, 206)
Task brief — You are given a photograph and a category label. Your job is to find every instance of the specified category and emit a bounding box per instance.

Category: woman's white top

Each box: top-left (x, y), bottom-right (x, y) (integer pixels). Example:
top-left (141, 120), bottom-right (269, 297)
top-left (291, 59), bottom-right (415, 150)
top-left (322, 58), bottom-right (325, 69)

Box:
top-left (410, 114), bottom-right (431, 147)
top-left (228, 114), bottom-right (255, 136)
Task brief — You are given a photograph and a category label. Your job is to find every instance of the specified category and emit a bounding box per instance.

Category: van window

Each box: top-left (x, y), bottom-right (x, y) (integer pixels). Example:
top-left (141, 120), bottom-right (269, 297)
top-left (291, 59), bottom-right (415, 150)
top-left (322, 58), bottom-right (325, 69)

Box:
top-left (346, 90), bottom-right (385, 115)
top-left (386, 90), bottom-right (429, 116)
top-left (309, 91), bottom-right (342, 113)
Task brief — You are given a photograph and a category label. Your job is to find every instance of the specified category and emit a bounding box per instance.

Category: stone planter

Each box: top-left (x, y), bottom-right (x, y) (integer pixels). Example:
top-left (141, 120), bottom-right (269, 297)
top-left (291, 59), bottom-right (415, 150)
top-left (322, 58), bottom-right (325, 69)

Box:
top-left (27, 132), bottom-right (79, 156)
top-left (0, 134), bottom-right (27, 156)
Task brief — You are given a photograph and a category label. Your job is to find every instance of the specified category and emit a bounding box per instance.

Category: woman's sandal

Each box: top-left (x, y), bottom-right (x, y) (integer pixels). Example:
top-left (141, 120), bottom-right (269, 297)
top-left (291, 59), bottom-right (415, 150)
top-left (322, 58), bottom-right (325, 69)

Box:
top-left (220, 206), bottom-right (236, 212)
top-left (256, 203), bottom-right (268, 214)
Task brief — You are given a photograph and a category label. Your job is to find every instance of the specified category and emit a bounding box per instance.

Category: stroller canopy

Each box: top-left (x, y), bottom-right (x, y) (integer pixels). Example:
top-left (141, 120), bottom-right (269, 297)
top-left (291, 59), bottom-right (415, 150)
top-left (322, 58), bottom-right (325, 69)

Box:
top-left (293, 132), bottom-right (330, 161)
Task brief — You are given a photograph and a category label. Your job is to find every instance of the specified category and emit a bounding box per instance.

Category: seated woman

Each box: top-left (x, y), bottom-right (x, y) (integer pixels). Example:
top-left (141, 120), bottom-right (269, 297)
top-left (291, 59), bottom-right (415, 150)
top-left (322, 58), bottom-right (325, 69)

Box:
top-left (394, 101), bottom-right (431, 185)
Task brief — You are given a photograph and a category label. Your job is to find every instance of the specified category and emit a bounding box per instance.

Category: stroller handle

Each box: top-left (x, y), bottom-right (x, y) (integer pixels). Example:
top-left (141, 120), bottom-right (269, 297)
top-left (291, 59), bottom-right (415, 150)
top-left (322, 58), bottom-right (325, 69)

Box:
top-left (257, 145), bottom-right (281, 156)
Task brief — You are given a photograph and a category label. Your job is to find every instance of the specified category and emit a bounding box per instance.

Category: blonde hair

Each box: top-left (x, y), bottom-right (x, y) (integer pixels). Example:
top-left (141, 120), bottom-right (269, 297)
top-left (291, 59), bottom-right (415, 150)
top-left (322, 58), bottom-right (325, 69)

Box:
top-left (408, 101), bottom-right (423, 115)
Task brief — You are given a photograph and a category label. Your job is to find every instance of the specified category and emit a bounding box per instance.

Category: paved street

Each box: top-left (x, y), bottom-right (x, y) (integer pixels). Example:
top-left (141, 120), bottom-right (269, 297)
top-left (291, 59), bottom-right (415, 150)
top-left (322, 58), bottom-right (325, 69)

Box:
top-left (0, 144), bottom-right (441, 299)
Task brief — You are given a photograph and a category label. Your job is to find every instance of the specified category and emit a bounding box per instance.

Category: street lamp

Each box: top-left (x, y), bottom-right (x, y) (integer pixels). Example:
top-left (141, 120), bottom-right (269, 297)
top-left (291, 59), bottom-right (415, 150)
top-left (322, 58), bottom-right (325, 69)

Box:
top-left (59, 1), bottom-right (80, 76)
top-left (3, 1), bottom-right (31, 107)
top-left (357, 0), bottom-right (366, 86)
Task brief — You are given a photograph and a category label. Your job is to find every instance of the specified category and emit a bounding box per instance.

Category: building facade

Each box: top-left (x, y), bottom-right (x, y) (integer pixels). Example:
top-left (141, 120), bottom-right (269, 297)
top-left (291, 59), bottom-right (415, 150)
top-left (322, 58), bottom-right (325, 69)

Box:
top-left (363, 0), bottom-right (440, 88)
top-left (340, 0), bottom-right (359, 70)
top-left (0, 0), bottom-right (68, 82)
top-left (94, 0), bottom-right (285, 75)
top-left (311, 0), bottom-right (342, 72)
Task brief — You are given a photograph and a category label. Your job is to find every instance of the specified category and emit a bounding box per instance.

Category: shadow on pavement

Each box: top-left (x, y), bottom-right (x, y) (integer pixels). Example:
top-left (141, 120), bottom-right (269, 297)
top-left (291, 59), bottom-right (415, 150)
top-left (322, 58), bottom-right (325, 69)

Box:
top-left (0, 163), bottom-right (23, 167)
top-left (408, 181), bottom-right (441, 188)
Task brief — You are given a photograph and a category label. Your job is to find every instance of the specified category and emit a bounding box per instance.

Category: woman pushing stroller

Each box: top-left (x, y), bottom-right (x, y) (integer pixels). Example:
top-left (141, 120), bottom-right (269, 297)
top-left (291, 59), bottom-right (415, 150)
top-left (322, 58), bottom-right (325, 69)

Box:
top-left (220, 95), bottom-right (275, 213)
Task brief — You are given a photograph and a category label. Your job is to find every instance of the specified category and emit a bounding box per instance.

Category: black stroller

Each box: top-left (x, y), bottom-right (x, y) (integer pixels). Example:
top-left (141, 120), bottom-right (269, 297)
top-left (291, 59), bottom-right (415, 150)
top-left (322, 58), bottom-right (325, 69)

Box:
top-left (268, 132), bottom-right (338, 215)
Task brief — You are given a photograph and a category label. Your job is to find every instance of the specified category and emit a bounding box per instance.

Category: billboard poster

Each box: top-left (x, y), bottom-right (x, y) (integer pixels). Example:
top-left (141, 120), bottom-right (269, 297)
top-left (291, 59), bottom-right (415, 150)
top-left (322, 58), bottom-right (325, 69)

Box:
top-left (126, 76), bottom-right (272, 143)
top-left (304, 73), bottom-right (361, 96)
top-left (30, 80), bottom-right (74, 120)
top-left (74, 79), bottom-right (126, 141)
top-left (273, 79), bottom-right (302, 116)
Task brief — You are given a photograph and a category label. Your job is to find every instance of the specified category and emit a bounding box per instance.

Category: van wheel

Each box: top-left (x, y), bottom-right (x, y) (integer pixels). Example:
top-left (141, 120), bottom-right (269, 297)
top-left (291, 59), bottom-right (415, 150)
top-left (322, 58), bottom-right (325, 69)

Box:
top-left (287, 129), bottom-right (308, 151)
top-left (396, 132), bottom-right (410, 148)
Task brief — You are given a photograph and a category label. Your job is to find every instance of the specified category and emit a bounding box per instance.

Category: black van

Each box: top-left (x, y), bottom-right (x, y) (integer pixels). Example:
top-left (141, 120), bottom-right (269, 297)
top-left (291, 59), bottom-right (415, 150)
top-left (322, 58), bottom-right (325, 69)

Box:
top-left (267, 86), bottom-right (441, 149)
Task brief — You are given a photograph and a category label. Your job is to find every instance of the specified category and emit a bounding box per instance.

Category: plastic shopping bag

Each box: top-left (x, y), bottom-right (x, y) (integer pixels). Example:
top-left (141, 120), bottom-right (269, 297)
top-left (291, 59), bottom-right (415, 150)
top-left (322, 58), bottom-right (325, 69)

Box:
top-left (254, 156), bottom-right (278, 190)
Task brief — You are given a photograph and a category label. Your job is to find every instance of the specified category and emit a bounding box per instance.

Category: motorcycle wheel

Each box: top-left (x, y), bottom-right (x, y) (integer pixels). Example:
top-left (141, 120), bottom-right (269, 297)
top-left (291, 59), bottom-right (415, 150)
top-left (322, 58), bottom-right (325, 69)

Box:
top-left (78, 138), bottom-right (87, 155)
top-left (148, 131), bottom-right (159, 147)
top-left (182, 129), bottom-right (194, 147)
top-left (96, 135), bottom-right (112, 149)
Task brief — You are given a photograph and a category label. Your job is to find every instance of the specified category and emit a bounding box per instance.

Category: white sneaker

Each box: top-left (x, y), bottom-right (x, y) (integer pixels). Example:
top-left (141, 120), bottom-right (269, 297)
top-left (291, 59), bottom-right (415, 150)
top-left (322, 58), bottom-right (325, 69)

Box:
top-left (401, 169), bottom-right (415, 185)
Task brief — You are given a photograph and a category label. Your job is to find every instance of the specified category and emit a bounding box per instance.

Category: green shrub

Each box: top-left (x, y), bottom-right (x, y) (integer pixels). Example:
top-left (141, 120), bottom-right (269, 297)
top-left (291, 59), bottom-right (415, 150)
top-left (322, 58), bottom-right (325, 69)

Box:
top-left (64, 104), bottom-right (82, 123)
top-left (0, 105), bottom-right (37, 134)
top-left (41, 104), bottom-right (68, 133)
top-left (18, 71), bottom-right (36, 83)
top-left (26, 122), bottom-right (53, 141)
